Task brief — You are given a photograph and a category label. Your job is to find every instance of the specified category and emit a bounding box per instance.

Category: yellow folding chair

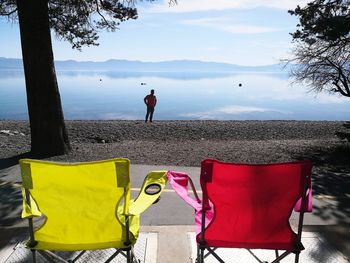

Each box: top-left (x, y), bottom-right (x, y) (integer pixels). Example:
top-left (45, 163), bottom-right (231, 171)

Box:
top-left (20, 158), bottom-right (167, 263)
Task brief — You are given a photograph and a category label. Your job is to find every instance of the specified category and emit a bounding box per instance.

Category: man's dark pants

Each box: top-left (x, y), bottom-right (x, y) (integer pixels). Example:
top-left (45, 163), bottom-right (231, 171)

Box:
top-left (145, 106), bottom-right (155, 122)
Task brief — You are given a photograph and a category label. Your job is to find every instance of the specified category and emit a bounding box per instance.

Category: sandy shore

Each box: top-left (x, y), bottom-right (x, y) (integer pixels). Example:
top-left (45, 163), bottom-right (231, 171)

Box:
top-left (1, 120), bottom-right (349, 169)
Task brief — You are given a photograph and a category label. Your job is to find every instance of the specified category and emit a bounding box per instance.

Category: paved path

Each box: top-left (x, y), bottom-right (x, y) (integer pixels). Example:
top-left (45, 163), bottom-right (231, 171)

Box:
top-left (1, 163), bottom-right (349, 262)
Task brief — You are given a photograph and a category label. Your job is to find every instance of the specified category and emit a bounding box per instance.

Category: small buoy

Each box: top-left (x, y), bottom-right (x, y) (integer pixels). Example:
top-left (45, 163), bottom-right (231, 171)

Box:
top-left (238, 83), bottom-right (242, 87)
top-left (99, 79), bottom-right (102, 81)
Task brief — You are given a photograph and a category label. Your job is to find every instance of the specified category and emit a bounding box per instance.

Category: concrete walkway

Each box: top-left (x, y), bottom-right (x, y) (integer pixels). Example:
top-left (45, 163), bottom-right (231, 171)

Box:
top-left (0, 163), bottom-right (349, 262)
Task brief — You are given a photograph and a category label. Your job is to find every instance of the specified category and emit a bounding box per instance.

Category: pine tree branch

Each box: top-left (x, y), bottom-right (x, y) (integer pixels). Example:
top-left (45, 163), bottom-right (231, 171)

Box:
top-left (0, 8), bottom-right (17, 16)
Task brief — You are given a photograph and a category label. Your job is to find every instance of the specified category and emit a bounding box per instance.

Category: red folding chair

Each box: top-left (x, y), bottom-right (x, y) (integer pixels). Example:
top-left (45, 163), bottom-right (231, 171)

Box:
top-left (167, 159), bottom-right (312, 263)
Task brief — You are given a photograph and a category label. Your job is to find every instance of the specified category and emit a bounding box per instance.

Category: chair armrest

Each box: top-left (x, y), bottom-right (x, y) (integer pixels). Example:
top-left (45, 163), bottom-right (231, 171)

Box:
top-left (128, 170), bottom-right (168, 216)
top-left (167, 170), bottom-right (202, 210)
top-left (294, 174), bottom-right (313, 213)
top-left (167, 170), bottom-right (215, 235)
top-left (21, 188), bottom-right (42, 218)
top-left (294, 187), bottom-right (313, 213)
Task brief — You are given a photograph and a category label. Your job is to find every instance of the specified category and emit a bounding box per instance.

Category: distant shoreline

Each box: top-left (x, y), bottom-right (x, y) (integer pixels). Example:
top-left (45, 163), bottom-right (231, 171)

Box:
top-left (1, 120), bottom-right (349, 168)
top-left (0, 57), bottom-right (288, 73)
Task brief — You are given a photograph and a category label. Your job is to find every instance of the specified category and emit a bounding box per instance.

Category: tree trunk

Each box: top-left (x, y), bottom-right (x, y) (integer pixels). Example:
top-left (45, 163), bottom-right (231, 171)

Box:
top-left (16, 0), bottom-right (71, 156)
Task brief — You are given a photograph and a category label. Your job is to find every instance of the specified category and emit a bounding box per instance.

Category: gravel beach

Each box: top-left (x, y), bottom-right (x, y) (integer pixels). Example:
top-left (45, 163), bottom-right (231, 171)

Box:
top-left (1, 120), bottom-right (349, 168)
top-left (1, 120), bottom-right (350, 200)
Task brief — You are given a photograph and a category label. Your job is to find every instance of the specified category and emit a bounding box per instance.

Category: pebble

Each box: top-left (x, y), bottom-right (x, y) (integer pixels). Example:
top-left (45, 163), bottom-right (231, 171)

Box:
top-left (0, 130), bottom-right (25, 136)
top-left (0, 130), bottom-right (14, 136)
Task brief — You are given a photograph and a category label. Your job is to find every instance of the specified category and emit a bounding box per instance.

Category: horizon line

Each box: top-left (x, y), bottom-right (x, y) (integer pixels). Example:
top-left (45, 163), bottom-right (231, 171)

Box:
top-left (0, 56), bottom-right (287, 68)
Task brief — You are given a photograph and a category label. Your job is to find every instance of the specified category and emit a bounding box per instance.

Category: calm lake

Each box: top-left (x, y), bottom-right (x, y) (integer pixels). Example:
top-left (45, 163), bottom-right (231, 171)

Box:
top-left (0, 70), bottom-right (349, 120)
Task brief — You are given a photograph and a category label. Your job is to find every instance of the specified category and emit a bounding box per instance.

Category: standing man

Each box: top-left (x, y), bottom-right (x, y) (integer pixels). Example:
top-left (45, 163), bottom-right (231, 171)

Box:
top-left (144, 89), bottom-right (157, 122)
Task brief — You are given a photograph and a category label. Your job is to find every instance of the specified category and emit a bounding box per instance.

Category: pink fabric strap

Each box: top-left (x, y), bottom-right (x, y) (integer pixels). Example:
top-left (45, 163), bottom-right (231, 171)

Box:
top-left (294, 187), bottom-right (313, 212)
top-left (167, 170), bottom-right (214, 235)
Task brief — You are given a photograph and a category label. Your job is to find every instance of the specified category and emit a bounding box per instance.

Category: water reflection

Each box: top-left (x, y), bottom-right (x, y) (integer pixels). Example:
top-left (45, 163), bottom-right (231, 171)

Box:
top-left (58, 70), bottom-right (238, 80)
top-left (0, 69), bottom-right (289, 80)
top-left (0, 70), bottom-right (349, 120)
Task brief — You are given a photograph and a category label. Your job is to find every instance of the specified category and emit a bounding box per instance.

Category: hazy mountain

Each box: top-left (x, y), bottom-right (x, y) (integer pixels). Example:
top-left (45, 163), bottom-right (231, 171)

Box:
top-left (0, 57), bottom-right (289, 73)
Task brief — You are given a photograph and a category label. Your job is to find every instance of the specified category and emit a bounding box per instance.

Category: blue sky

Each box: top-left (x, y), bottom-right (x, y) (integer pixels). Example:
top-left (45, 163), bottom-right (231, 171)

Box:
top-left (0, 0), bottom-right (308, 66)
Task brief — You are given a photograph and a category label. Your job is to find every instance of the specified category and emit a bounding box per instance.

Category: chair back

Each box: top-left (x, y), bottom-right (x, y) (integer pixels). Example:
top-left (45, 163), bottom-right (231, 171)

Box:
top-left (20, 158), bottom-right (133, 251)
top-left (200, 159), bottom-right (312, 249)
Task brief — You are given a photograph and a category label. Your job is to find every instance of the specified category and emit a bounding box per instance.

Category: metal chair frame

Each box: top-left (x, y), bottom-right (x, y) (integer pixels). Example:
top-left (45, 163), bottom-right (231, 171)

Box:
top-left (24, 188), bottom-right (140, 263)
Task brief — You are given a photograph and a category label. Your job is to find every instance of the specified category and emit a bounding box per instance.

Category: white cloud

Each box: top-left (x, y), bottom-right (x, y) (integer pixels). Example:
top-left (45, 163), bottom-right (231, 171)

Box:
top-left (148, 0), bottom-right (309, 13)
top-left (180, 105), bottom-right (289, 119)
top-left (180, 17), bottom-right (280, 34)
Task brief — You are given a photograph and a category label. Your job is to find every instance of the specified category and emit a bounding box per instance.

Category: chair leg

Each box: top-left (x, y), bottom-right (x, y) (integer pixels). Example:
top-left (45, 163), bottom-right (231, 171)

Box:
top-left (130, 247), bottom-right (140, 263)
top-left (294, 252), bottom-right (300, 263)
top-left (37, 250), bottom-right (69, 263)
top-left (206, 247), bottom-right (225, 263)
top-left (275, 250), bottom-right (280, 263)
top-left (31, 249), bottom-right (37, 263)
top-left (105, 249), bottom-right (121, 263)
top-left (204, 248), bottom-right (215, 259)
top-left (127, 249), bottom-right (131, 263)
top-left (247, 249), bottom-right (264, 263)
top-left (199, 246), bottom-right (205, 263)
top-left (271, 251), bottom-right (291, 263)
top-left (69, 250), bottom-right (86, 263)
